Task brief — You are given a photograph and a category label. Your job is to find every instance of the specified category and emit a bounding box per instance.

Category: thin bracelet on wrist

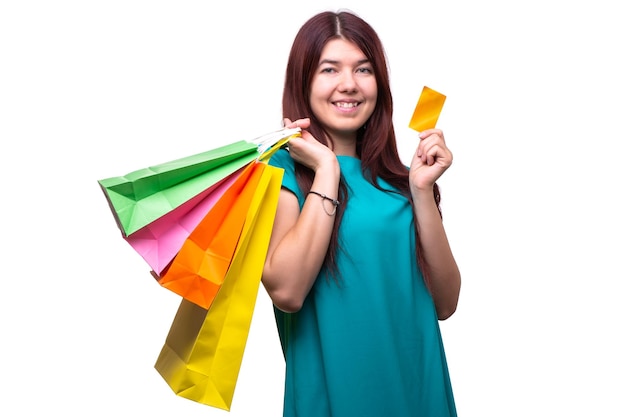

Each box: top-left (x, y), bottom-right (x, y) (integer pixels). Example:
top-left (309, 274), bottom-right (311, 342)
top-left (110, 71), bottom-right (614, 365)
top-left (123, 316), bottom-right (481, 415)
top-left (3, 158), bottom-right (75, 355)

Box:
top-left (307, 190), bottom-right (340, 216)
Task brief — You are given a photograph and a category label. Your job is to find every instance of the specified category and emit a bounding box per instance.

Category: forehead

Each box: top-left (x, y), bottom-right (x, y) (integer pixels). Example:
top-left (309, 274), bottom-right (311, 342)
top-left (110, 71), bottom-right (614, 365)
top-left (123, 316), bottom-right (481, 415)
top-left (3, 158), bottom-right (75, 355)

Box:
top-left (319, 38), bottom-right (367, 62)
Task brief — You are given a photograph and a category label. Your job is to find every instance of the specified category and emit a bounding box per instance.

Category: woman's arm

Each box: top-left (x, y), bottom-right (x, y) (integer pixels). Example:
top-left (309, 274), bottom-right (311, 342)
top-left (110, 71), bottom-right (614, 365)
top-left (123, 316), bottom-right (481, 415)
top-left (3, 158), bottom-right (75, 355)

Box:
top-left (410, 128), bottom-right (461, 320)
top-left (262, 119), bottom-right (341, 313)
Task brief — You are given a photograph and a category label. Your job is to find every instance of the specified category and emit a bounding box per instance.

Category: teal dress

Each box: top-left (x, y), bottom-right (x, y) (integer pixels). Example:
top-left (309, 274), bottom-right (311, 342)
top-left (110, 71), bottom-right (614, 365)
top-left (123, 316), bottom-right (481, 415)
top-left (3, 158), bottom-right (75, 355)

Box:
top-left (269, 150), bottom-right (456, 417)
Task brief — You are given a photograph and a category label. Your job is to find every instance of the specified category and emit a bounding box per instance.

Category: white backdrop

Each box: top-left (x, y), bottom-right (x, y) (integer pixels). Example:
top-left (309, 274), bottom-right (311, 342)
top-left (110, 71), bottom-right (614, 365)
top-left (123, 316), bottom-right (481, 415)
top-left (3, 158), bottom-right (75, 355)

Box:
top-left (2, 1), bottom-right (624, 416)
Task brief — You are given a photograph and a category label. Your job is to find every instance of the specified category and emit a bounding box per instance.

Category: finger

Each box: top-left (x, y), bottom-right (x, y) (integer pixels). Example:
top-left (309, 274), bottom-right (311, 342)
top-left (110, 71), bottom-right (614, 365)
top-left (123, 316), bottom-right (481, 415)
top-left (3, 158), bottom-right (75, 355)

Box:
top-left (426, 147), bottom-right (438, 166)
top-left (418, 132), bottom-right (447, 158)
top-left (425, 144), bottom-right (452, 167)
top-left (419, 128), bottom-right (444, 140)
top-left (284, 118), bottom-right (311, 129)
top-left (416, 134), bottom-right (436, 158)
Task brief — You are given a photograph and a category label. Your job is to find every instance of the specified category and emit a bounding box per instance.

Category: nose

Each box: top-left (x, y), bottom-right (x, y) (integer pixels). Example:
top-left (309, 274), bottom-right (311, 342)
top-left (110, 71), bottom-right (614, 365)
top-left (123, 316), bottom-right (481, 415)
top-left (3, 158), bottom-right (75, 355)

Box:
top-left (338, 71), bottom-right (357, 92)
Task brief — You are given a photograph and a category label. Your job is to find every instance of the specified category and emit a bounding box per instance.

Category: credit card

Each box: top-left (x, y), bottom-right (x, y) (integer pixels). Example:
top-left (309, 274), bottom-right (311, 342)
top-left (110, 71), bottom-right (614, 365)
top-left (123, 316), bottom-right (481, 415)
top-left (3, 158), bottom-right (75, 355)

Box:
top-left (408, 86), bottom-right (446, 132)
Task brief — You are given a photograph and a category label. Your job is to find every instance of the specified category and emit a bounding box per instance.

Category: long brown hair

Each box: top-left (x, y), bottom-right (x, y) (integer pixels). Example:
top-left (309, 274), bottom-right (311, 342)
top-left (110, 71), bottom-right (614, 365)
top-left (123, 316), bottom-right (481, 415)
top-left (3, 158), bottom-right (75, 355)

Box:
top-left (282, 10), bottom-right (441, 284)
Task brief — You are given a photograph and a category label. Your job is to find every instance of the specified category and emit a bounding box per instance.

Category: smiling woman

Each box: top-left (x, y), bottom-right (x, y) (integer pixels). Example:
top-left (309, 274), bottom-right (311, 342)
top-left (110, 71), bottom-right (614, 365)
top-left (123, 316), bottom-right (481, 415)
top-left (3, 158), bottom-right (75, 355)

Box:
top-left (4, 0), bottom-right (626, 416)
top-left (261, 10), bottom-right (461, 417)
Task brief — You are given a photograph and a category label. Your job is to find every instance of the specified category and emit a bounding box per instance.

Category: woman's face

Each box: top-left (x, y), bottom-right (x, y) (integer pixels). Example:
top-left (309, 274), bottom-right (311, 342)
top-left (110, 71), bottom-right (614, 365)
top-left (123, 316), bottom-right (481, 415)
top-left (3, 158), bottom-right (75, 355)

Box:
top-left (309, 38), bottom-right (378, 142)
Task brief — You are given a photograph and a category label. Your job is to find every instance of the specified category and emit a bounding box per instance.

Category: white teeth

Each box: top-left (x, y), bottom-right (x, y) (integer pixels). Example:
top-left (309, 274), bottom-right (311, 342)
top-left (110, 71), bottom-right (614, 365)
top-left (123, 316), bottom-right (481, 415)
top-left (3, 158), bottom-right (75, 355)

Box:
top-left (335, 102), bottom-right (358, 108)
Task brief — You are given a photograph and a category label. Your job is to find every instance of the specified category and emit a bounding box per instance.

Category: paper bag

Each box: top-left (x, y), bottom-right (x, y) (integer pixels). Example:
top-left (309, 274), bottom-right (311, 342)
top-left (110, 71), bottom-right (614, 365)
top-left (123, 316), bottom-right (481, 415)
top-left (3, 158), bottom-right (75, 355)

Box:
top-left (98, 140), bottom-right (258, 237)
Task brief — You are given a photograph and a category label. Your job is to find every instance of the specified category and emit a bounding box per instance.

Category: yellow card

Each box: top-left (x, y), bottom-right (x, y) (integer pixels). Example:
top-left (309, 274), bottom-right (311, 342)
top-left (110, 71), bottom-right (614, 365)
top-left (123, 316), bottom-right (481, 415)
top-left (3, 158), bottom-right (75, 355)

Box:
top-left (408, 86), bottom-right (446, 132)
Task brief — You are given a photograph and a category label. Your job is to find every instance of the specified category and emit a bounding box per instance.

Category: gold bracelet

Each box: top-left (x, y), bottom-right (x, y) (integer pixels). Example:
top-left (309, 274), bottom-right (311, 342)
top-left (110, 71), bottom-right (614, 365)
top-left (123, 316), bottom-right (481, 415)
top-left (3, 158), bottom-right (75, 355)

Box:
top-left (307, 190), bottom-right (340, 216)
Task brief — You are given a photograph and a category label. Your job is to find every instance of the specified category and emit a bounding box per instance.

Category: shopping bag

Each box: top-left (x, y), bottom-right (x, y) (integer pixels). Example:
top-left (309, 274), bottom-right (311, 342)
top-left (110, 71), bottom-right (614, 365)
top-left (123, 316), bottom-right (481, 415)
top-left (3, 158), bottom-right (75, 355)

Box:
top-left (154, 161), bottom-right (265, 309)
top-left (98, 127), bottom-right (299, 237)
top-left (98, 141), bottom-right (254, 237)
top-left (154, 161), bottom-right (283, 411)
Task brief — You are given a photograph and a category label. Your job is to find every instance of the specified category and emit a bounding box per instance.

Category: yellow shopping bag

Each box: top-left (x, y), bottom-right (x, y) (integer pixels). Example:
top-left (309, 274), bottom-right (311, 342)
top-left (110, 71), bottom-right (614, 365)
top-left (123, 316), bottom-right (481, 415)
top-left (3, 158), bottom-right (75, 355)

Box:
top-left (153, 161), bottom-right (282, 411)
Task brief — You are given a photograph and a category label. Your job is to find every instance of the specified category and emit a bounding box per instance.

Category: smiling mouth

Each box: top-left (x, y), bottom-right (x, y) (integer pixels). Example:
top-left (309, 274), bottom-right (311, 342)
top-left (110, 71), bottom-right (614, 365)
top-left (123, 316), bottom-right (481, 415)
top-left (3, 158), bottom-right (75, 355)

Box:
top-left (334, 102), bottom-right (360, 108)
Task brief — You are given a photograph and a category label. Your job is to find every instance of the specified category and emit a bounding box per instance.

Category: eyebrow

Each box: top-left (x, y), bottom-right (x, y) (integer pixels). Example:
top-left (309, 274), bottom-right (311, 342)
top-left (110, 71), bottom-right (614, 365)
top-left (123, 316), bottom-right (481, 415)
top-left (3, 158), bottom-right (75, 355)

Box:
top-left (319, 58), bottom-right (371, 66)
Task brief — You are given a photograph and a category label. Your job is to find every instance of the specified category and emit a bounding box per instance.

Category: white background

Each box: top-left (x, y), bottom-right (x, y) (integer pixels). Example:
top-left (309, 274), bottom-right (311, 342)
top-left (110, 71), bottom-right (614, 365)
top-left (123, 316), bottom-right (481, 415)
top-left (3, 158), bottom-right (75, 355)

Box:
top-left (2, 1), bottom-right (624, 415)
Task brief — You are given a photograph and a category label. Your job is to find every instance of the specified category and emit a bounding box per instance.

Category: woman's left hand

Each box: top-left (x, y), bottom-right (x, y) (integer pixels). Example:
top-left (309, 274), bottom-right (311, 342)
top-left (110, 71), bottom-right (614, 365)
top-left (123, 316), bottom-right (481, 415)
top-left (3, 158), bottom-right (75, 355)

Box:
top-left (409, 129), bottom-right (453, 192)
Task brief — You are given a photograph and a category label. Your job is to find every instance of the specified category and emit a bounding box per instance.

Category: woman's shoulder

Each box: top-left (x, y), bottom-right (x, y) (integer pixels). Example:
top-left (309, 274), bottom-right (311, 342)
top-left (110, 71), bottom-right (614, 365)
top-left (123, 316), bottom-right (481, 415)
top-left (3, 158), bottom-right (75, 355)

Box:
top-left (268, 148), bottom-right (302, 199)
top-left (268, 148), bottom-right (294, 170)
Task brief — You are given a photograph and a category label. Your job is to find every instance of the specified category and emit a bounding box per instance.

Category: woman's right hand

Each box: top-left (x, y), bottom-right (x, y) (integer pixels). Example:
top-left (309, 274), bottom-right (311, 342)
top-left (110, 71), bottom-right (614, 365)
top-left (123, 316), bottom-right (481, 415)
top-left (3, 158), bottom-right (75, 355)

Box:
top-left (283, 117), bottom-right (337, 172)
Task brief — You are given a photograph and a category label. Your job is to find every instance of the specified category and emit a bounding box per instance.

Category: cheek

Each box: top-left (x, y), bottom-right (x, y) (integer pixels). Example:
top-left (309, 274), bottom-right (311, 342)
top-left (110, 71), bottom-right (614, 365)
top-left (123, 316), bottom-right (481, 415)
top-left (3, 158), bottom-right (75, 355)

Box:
top-left (310, 79), bottom-right (333, 100)
top-left (309, 83), bottom-right (333, 115)
top-left (363, 80), bottom-right (378, 101)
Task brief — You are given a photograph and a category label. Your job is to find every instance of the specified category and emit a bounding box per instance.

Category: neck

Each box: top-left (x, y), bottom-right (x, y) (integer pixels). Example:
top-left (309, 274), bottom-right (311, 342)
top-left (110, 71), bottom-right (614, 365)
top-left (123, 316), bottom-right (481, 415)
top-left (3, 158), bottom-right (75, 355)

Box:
top-left (329, 132), bottom-right (358, 158)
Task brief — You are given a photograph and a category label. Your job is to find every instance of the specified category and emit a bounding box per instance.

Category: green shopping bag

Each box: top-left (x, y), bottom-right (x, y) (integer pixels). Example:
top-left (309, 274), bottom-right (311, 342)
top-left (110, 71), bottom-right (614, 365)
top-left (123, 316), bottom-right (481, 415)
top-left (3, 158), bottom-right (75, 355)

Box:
top-left (98, 128), bottom-right (299, 237)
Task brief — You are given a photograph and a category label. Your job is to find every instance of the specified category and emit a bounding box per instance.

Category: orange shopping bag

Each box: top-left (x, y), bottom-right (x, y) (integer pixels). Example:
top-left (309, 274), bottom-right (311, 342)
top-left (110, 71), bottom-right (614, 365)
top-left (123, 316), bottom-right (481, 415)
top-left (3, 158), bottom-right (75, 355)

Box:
top-left (154, 161), bottom-right (264, 309)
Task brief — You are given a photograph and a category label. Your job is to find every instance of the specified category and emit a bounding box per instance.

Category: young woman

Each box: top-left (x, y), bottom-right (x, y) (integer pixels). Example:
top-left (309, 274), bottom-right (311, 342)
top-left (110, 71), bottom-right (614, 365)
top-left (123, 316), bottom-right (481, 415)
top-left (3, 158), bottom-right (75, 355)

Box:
top-left (262, 10), bottom-right (461, 417)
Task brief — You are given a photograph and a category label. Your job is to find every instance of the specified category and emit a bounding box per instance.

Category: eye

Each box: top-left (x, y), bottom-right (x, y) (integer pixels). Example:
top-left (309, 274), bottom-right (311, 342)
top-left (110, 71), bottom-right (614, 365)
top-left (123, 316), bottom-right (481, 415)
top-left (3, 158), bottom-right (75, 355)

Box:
top-left (320, 67), bottom-right (337, 74)
top-left (356, 66), bottom-right (373, 74)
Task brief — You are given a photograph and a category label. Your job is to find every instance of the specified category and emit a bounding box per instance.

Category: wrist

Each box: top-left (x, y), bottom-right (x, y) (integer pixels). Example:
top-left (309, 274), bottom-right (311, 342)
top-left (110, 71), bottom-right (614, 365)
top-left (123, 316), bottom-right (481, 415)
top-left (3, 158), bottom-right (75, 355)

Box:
top-left (411, 185), bottom-right (436, 204)
top-left (314, 156), bottom-right (340, 177)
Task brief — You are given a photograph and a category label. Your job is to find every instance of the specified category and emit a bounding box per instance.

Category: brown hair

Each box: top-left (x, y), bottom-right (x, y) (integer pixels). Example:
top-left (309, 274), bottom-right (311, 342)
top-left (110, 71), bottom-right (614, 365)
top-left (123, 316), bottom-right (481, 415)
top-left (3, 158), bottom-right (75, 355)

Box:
top-left (282, 10), bottom-right (441, 283)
